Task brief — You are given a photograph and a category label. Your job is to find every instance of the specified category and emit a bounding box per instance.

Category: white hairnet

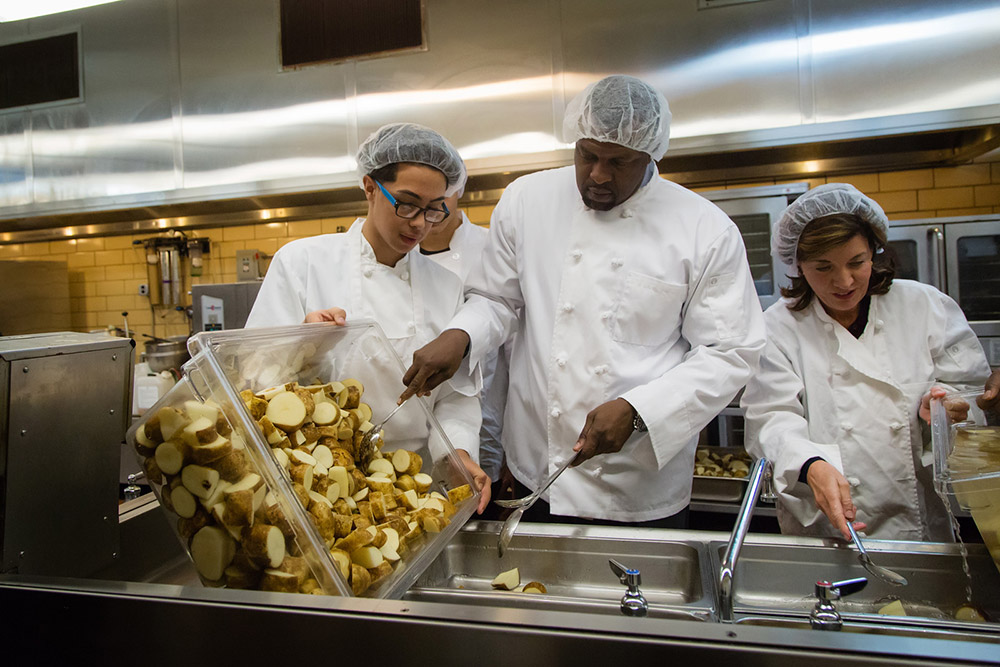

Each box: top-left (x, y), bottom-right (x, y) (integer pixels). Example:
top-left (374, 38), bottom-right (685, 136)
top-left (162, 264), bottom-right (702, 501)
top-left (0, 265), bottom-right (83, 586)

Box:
top-left (357, 122), bottom-right (467, 197)
top-left (562, 75), bottom-right (671, 160)
top-left (773, 183), bottom-right (888, 275)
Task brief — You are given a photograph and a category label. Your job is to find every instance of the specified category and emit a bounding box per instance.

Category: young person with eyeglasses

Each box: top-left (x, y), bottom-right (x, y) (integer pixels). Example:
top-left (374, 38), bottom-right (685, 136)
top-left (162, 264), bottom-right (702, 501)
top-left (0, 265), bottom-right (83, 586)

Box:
top-left (246, 123), bottom-right (490, 511)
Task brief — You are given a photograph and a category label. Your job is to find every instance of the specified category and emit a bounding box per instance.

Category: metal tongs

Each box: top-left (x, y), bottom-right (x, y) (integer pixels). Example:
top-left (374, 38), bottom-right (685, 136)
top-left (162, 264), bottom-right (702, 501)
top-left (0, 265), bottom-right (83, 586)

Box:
top-left (846, 523), bottom-right (908, 587)
top-left (496, 453), bottom-right (579, 557)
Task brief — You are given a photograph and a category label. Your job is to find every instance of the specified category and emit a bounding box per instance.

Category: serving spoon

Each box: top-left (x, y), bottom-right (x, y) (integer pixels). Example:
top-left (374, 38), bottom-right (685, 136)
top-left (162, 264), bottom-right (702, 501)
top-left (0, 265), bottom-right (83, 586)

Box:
top-left (847, 522), bottom-right (908, 587)
top-left (496, 454), bottom-right (578, 557)
top-left (356, 401), bottom-right (406, 470)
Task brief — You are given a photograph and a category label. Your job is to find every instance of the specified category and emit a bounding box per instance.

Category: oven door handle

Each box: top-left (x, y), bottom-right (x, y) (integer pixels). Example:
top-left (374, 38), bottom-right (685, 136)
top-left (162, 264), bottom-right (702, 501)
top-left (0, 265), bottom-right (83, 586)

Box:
top-left (927, 227), bottom-right (946, 292)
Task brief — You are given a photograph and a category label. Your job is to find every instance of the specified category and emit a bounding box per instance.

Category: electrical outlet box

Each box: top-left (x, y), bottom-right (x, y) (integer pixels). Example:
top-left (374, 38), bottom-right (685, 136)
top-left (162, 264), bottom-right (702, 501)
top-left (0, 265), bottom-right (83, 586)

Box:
top-left (138, 283), bottom-right (149, 296)
top-left (235, 249), bottom-right (263, 282)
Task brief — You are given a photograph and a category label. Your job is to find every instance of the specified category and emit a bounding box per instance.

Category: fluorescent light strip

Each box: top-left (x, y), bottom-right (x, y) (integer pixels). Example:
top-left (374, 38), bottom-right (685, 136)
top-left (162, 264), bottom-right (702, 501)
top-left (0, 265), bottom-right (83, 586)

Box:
top-left (0, 0), bottom-right (123, 22)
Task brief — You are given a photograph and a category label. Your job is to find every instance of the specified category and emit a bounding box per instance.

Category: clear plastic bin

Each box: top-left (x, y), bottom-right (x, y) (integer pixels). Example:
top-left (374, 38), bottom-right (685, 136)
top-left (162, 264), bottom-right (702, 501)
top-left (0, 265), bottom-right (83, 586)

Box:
top-left (932, 389), bottom-right (1000, 573)
top-left (127, 320), bottom-right (480, 598)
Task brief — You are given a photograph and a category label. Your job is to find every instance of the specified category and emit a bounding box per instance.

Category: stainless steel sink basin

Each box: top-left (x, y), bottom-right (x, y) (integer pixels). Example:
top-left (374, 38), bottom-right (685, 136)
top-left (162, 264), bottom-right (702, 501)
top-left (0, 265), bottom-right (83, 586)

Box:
top-left (711, 536), bottom-right (1000, 622)
top-left (405, 522), bottom-right (716, 620)
top-left (735, 614), bottom-right (1000, 644)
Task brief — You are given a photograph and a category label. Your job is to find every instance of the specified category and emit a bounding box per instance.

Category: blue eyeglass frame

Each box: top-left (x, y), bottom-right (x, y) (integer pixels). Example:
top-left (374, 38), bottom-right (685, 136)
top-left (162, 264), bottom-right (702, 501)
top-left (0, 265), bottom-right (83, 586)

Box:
top-left (374, 179), bottom-right (450, 224)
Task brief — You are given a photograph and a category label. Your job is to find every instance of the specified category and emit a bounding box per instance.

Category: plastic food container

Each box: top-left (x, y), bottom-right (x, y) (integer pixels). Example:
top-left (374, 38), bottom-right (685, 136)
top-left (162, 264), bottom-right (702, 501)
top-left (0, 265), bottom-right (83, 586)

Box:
top-left (127, 320), bottom-right (480, 598)
top-left (932, 389), bottom-right (1000, 573)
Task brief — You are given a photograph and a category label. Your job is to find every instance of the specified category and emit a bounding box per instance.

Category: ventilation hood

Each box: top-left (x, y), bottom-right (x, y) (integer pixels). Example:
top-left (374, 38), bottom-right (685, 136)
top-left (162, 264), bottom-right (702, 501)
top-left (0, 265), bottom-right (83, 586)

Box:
top-left (1, 0), bottom-right (999, 242)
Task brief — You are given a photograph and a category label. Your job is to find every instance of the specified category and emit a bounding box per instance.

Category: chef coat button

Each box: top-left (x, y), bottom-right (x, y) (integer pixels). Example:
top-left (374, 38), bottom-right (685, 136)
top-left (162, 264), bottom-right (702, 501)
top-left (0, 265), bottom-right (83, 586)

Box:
top-left (824, 323), bottom-right (834, 332)
top-left (601, 311), bottom-right (613, 321)
top-left (611, 258), bottom-right (624, 269)
top-left (593, 465), bottom-right (604, 476)
top-left (875, 319), bottom-right (885, 329)
top-left (561, 303), bottom-right (574, 313)
top-left (620, 208), bottom-right (633, 218)
top-left (571, 249), bottom-right (583, 261)
top-left (841, 423), bottom-right (853, 432)
top-left (949, 345), bottom-right (960, 355)
top-left (401, 271), bottom-right (410, 281)
top-left (847, 477), bottom-right (861, 487)
top-left (557, 358), bottom-right (566, 368)
top-left (710, 277), bottom-right (718, 286)
top-left (890, 422), bottom-right (904, 431)
top-left (363, 268), bottom-right (373, 278)
top-left (406, 321), bottom-right (415, 332)
top-left (550, 408), bottom-right (561, 419)
top-left (451, 252), bottom-right (460, 260)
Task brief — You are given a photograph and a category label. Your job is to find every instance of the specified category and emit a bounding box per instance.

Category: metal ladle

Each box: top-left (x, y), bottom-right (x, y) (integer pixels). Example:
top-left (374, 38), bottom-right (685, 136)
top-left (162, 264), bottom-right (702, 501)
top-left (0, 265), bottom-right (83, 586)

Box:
top-left (847, 522), bottom-right (908, 587)
top-left (496, 454), bottom-right (578, 557)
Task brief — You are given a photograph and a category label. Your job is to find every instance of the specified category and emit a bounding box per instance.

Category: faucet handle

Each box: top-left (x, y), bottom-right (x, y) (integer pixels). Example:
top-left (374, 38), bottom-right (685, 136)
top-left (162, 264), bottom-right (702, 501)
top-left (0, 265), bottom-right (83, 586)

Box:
top-left (609, 558), bottom-right (641, 588)
top-left (815, 576), bottom-right (867, 601)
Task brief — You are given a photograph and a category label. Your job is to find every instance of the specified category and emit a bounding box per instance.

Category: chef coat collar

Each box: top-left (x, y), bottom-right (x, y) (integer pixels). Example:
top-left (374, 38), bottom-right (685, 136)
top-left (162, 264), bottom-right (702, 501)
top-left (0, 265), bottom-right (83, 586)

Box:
top-left (359, 223), bottom-right (411, 278)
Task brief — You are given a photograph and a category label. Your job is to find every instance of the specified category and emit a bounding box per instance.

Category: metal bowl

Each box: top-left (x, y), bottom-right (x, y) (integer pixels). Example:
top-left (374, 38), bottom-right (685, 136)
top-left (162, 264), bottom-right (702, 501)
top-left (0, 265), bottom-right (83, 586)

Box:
top-left (144, 336), bottom-right (190, 372)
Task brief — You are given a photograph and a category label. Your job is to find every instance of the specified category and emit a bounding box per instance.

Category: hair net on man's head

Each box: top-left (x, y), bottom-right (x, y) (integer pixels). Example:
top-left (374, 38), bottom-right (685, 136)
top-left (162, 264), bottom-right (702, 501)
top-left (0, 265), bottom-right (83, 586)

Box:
top-left (356, 122), bottom-right (467, 197)
top-left (562, 75), bottom-right (671, 160)
top-left (773, 183), bottom-right (889, 275)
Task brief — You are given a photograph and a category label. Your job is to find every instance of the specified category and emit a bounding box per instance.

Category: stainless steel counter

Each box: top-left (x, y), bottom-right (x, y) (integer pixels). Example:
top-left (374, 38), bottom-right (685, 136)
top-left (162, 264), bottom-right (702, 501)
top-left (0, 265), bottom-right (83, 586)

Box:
top-left (0, 496), bottom-right (997, 665)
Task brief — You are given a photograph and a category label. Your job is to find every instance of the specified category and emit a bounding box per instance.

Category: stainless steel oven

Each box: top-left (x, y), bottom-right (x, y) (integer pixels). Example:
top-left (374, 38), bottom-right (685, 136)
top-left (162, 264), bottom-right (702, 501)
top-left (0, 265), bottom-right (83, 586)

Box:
top-left (887, 215), bottom-right (1000, 366)
top-left (703, 183), bottom-right (809, 310)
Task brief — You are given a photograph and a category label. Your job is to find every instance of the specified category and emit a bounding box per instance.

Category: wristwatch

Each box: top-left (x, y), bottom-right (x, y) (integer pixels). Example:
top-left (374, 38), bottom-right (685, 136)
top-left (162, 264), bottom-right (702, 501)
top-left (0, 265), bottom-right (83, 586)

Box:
top-left (632, 411), bottom-right (647, 433)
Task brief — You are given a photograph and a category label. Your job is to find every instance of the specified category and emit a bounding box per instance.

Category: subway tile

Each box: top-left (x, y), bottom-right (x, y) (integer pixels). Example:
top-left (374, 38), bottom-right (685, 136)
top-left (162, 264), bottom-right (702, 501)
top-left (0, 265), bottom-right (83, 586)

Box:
top-left (106, 294), bottom-right (134, 311)
top-left (991, 162), bottom-right (1000, 183)
top-left (97, 280), bottom-right (126, 297)
top-left (66, 253), bottom-right (96, 269)
top-left (85, 296), bottom-right (108, 312)
top-left (71, 296), bottom-right (86, 313)
top-left (933, 164), bottom-right (991, 188)
top-left (974, 184), bottom-right (1000, 208)
top-left (94, 250), bottom-right (124, 266)
top-left (287, 219), bottom-right (322, 238)
top-left (917, 187), bottom-right (974, 211)
top-left (48, 239), bottom-right (75, 254)
top-left (0, 244), bottom-right (24, 258)
top-left (254, 222), bottom-right (287, 239)
top-left (222, 226), bottom-right (256, 242)
top-left (873, 190), bottom-right (916, 213)
top-left (128, 309), bottom-right (152, 326)
top-left (831, 173), bottom-right (879, 193)
top-left (75, 238), bottom-right (106, 253)
top-left (887, 210), bottom-right (923, 220)
top-left (219, 241), bottom-right (246, 258)
top-left (69, 282), bottom-right (86, 298)
top-left (934, 207), bottom-right (994, 217)
top-left (83, 266), bottom-right (106, 282)
top-left (879, 169), bottom-right (934, 191)
top-left (465, 206), bottom-right (494, 224)
top-left (255, 239), bottom-right (278, 256)
top-left (321, 219), bottom-right (351, 234)
top-left (104, 264), bottom-right (133, 281)
top-left (103, 235), bottom-right (136, 250)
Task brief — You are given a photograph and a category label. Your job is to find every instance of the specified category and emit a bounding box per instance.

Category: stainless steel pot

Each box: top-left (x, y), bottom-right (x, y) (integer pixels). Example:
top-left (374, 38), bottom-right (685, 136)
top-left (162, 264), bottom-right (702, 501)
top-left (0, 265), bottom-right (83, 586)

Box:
top-left (144, 335), bottom-right (190, 372)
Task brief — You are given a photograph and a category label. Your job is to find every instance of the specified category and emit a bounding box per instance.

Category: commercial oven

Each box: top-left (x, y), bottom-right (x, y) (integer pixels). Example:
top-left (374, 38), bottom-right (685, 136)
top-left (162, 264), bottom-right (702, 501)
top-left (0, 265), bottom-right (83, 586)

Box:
top-left (887, 215), bottom-right (1000, 366)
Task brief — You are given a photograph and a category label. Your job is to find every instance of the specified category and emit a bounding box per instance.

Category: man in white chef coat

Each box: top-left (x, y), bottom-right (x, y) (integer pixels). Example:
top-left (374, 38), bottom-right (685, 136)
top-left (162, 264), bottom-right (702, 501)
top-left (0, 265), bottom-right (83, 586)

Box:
top-left (419, 189), bottom-right (508, 483)
top-left (401, 75), bottom-right (766, 525)
top-left (246, 122), bottom-right (490, 512)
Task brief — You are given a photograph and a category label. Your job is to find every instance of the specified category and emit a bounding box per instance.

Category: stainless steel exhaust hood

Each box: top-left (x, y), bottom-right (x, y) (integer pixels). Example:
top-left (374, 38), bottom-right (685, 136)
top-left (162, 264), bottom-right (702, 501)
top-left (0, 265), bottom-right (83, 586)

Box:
top-left (1, 0), bottom-right (999, 242)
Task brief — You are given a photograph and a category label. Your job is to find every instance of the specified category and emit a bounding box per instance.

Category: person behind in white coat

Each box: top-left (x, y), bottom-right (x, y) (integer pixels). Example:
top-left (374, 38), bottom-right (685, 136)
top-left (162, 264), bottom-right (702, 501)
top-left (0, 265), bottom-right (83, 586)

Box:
top-left (418, 187), bottom-right (508, 483)
top-left (399, 75), bottom-right (767, 526)
top-left (245, 122), bottom-right (490, 513)
top-left (741, 183), bottom-right (991, 542)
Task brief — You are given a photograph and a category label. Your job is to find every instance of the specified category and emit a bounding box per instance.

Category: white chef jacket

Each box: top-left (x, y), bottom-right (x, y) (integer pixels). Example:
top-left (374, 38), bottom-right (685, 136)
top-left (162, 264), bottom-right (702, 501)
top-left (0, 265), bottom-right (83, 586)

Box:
top-left (741, 280), bottom-right (990, 541)
top-left (423, 214), bottom-right (509, 481)
top-left (449, 166), bottom-right (766, 521)
top-left (245, 221), bottom-right (482, 461)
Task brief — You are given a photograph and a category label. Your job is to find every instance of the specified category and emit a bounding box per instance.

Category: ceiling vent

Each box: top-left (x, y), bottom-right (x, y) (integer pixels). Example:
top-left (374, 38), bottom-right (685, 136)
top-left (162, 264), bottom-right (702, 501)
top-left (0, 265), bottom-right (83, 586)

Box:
top-left (279, 0), bottom-right (425, 68)
top-left (0, 32), bottom-right (81, 110)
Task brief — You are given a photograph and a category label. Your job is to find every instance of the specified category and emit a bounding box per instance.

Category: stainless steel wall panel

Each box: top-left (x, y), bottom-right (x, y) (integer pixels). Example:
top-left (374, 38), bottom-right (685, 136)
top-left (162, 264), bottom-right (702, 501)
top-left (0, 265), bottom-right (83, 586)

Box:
top-left (807, 0), bottom-right (1000, 125)
top-left (560, 0), bottom-right (804, 148)
top-left (176, 0), bottom-right (354, 191)
top-left (353, 0), bottom-right (564, 170)
top-left (0, 113), bottom-right (30, 207)
top-left (15, 0), bottom-right (179, 207)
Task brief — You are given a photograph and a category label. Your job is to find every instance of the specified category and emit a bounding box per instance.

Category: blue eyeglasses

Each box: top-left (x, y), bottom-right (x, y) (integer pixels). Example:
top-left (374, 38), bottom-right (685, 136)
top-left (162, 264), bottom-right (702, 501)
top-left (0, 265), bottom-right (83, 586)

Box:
top-left (374, 180), bottom-right (450, 225)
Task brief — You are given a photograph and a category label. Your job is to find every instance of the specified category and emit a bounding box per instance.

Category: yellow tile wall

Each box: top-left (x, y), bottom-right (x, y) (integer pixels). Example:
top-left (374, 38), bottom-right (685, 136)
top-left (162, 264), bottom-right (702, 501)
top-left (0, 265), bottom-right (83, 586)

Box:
top-left (3, 153), bottom-right (999, 361)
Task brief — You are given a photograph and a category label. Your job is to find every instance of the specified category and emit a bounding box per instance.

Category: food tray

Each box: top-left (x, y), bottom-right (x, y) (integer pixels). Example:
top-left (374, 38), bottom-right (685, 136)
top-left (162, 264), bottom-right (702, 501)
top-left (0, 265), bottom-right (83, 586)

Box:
top-left (931, 388), bottom-right (1000, 573)
top-left (127, 320), bottom-right (480, 598)
top-left (690, 447), bottom-right (751, 503)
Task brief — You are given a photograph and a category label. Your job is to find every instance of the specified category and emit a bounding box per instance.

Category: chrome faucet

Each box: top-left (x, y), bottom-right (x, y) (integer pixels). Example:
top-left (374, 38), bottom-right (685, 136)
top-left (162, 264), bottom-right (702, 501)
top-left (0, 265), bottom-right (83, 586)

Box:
top-left (718, 457), bottom-right (770, 622)
top-left (609, 559), bottom-right (648, 617)
top-left (810, 577), bottom-right (868, 630)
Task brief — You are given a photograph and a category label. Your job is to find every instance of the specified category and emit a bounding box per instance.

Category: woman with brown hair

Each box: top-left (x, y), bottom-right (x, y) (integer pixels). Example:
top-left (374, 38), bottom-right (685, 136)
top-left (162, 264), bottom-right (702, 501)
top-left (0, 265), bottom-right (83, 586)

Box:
top-left (741, 183), bottom-right (990, 542)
